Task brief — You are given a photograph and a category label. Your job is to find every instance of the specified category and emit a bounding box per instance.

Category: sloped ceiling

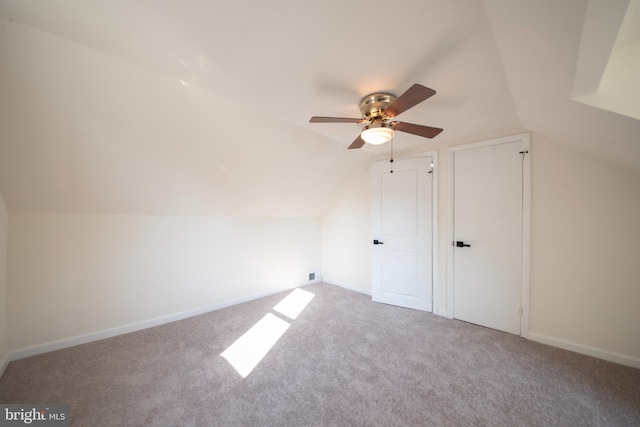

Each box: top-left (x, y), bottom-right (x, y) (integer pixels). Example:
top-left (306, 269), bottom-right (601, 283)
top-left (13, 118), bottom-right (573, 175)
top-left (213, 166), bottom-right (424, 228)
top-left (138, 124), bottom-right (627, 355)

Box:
top-left (0, 0), bottom-right (638, 216)
top-left (484, 0), bottom-right (640, 172)
top-left (572, 0), bottom-right (640, 121)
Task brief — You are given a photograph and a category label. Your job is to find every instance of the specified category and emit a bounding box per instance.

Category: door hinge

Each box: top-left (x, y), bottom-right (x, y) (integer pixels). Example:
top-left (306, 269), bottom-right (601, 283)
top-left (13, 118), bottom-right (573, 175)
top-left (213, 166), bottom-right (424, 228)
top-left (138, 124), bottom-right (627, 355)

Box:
top-left (519, 150), bottom-right (529, 162)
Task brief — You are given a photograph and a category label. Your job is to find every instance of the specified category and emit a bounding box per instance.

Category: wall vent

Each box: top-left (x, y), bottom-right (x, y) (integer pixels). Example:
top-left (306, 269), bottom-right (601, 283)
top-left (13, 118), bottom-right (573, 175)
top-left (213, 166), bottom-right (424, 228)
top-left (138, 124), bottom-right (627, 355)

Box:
top-left (308, 272), bottom-right (316, 281)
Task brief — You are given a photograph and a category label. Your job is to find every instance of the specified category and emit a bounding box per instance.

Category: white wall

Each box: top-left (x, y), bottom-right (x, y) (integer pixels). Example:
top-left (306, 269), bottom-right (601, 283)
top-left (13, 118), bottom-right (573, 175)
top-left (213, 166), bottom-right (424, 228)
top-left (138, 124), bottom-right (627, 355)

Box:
top-left (0, 192), bottom-right (8, 373)
top-left (528, 133), bottom-right (640, 362)
top-left (321, 132), bottom-right (640, 365)
top-left (7, 131), bottom-right (639, 364)
top-left (8, 214), bottom-right (320, 353)
top-left (321, 168), bottom-right (372, 294)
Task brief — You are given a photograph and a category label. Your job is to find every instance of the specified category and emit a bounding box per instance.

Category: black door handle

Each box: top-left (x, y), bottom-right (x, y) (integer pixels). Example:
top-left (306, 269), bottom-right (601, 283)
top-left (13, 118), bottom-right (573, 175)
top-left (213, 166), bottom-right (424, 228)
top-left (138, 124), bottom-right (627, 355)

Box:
top-left (456, 241), bottom-right (471, 248)
top-left (373, 239), bottom-right (384, 245)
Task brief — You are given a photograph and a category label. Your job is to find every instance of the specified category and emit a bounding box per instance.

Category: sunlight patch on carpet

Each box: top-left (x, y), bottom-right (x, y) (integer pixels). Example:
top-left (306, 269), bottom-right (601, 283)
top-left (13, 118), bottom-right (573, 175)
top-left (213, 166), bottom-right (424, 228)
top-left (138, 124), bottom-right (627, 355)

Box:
top-left (221, 313), bottom-right (290, 378)
top-left (273, 288), bottom-right (315, 320)
top-left (221, 288), bottom-right (316, 378)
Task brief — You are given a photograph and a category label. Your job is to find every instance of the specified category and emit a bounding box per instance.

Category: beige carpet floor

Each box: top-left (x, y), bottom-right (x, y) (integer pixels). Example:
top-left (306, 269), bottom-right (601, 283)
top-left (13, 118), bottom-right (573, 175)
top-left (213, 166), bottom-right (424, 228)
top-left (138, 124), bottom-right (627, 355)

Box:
top-left (1, 283), bottom-right (639, 426)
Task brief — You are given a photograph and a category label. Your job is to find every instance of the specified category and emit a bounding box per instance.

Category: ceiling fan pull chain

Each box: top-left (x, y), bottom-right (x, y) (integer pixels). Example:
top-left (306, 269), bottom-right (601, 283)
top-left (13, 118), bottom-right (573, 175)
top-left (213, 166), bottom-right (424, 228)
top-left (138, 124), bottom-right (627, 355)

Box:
top-left (390, 135), bottom-right (394, 173)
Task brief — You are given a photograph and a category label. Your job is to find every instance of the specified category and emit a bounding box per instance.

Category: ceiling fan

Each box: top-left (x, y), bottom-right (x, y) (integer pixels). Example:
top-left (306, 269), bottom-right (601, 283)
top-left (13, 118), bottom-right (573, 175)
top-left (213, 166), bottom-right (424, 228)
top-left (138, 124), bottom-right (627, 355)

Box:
top-left (309, 83), bottom-right (443, 149)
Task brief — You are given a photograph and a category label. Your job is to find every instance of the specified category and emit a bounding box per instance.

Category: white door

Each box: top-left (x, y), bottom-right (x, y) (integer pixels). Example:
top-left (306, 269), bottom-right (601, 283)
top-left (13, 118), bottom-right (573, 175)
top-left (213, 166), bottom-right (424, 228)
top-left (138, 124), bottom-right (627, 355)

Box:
top-left (372, 157), bottom-right (432, 311)
top-left (452, 140), bottom-right (525, 334)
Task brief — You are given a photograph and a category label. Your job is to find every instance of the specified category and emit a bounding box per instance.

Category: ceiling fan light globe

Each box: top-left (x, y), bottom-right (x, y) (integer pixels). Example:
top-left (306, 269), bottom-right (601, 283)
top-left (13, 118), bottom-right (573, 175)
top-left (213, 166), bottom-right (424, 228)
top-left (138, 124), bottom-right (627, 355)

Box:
top-left (361, 126), bottom-right (394, 145)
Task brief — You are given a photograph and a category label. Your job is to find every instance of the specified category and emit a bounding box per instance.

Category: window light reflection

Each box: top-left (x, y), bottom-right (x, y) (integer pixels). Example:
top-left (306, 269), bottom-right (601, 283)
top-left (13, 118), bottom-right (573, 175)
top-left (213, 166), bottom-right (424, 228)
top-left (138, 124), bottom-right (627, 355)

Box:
top-left (273, 288), bottom-right (315, 320)
top-left (221, 287), bottom-right (316, 378)
top-left (221, 313), bottom-right (290, 378)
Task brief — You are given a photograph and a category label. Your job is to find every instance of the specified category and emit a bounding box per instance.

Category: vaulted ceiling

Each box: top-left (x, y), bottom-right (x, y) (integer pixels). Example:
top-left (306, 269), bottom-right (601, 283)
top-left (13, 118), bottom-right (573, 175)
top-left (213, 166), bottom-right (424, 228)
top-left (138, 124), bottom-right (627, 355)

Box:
top-left (0, 0), bottom-right (638, 216)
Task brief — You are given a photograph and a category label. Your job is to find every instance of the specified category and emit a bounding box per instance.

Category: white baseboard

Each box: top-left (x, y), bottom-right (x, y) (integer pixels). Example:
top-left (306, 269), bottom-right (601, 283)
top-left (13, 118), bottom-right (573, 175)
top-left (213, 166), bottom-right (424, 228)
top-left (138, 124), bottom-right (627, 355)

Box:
top-left (0, 353), bottom-right (8, 379)
top-left (322, 278), bottom-right (372, 296)
top-left (9, 283), bottom-right (311, 362)
top-left (11, 283), bottom-right (639, 371)
top-left (527, 331), bottom-right (640, 369)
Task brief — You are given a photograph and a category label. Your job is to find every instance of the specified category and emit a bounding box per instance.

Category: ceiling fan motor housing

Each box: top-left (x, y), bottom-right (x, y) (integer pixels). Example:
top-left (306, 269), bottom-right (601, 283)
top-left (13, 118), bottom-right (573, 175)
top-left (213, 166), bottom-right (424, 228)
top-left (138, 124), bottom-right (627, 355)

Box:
top-left (359, 93), bottom-right (397, 122)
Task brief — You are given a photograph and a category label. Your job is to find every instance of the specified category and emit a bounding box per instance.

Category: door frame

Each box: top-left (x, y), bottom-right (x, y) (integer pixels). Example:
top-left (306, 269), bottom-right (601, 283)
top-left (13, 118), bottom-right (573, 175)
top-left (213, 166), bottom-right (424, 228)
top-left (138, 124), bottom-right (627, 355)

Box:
top-left (372, 150), bottom-right (439, 313)
top-left (446, 133), bottom-right (531, 337)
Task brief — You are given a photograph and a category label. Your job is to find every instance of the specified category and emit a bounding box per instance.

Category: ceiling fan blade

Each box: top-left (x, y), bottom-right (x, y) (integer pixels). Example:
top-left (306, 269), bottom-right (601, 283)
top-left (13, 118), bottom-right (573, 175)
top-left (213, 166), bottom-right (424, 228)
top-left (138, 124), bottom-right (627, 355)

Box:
top-left (309, 116), bottom-right (362, 123)
top-left (348, 135), bottom-right (365, 149)
top-left (385, 84), bottom-right (436, 118)
top-left (394, 122), bottom-right (443, 139)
